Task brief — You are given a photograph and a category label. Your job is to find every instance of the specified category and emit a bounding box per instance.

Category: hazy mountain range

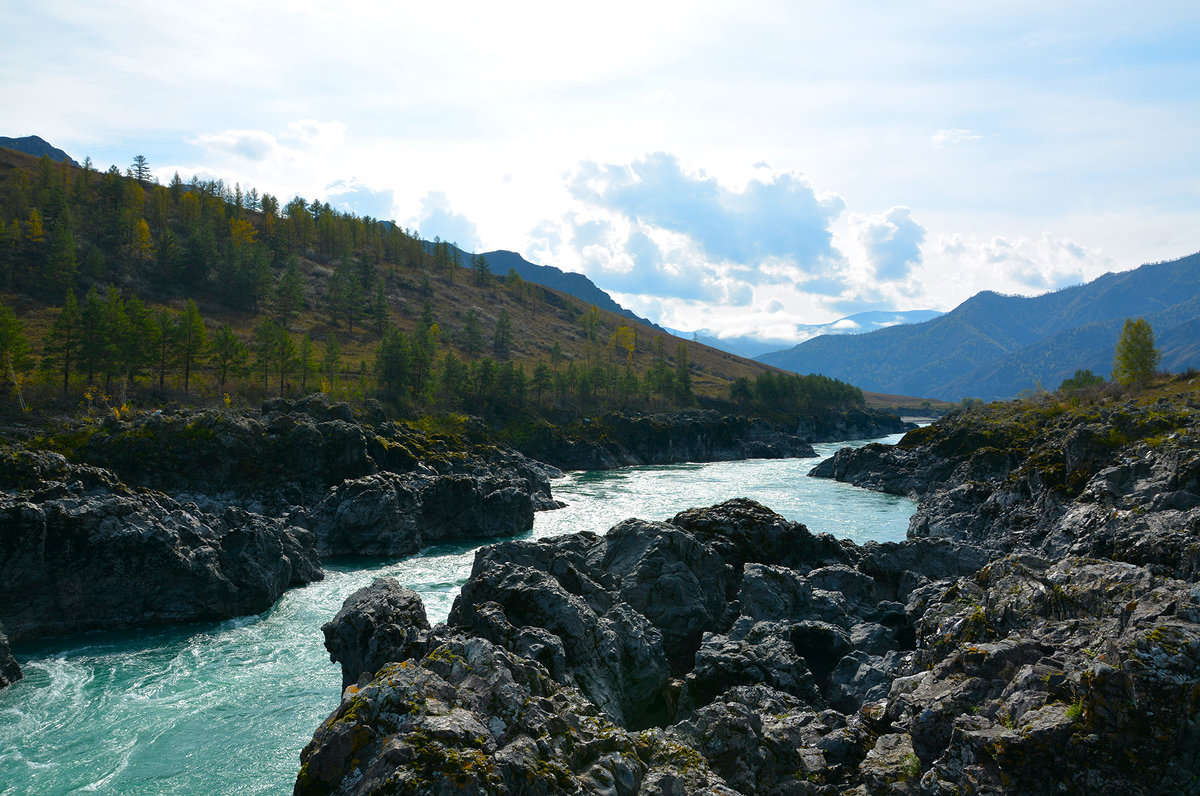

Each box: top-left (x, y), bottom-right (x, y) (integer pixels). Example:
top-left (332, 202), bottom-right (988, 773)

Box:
top-left (758, 252), bottom-right (1200, 401)
top-left (666, 311), bottom-right (944, 359)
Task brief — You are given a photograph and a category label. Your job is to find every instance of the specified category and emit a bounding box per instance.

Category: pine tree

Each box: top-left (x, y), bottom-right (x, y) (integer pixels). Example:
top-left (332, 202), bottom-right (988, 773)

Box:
top-left (42, 288), bottom-right (81, 394)
top-left (78, 287), bottom-right (106, 386)
top-left (674, 343), bottom-right (693, 403)
top-left (177, 299), bottom-right (207, 393)
top-left (99, 286), bottom-right (129, 391)
top-left (209, 324), bottom-right (249, 393)
top-left (273, 256), bottom-right (305, 329)
top-left (374, 327), bottom-right (412, 398)
top-left (462, 309), bottom-right (482, 358)
top-left (130, 155), bottom-right (151, 184)
top-left (472, 253), bottom-right (491, 286)
top-left (371, 282), bottom-right (389, 334)
top-left (122, 295), bottom-right (158, 385)
top-left (322, 333), bottom-right (341, 388)
top-left (532, 361), bottom-right (551, 404)
top-left (154, 308), bottom-right (178, 389)
top-left (47, 213), bottom-right (77, 298)
top-left (493, 308), bottom-right (513, 358)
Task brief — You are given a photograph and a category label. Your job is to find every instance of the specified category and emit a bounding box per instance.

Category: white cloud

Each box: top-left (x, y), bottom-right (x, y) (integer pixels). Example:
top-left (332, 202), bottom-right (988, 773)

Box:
top-left (931, 128), bottom-right (984, 148)
top-left (855, 207), bottom-right (927, 281)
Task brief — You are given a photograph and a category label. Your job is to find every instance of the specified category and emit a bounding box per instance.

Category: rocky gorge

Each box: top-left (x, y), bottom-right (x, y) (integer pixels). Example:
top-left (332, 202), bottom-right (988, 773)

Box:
top-left (0, 397), bottom-right (904, 691)
top-left (296, 377), bottom-right (1200, 794)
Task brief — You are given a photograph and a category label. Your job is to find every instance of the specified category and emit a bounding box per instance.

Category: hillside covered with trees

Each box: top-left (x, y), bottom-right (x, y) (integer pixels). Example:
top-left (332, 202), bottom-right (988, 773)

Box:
top-left (0, 146), bottom-right (865, 423)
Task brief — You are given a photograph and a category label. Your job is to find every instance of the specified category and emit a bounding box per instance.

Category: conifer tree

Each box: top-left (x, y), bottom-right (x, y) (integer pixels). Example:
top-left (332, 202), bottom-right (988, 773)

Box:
top-left (78, 287), bottom-right (106, 386)
top-left (532, 361), bottom-right (551, 404)
top-left (154, 308), bottom-right (178, 389)
top-left (122, 295), bottom-right (158, 385)
top-left (209, 323), bottom-right (248, 393)
top-left (43, 288), bottom-right (81, 394)
top-left (273, 256), bottom-right (305, 329)
top-left (177, 299), bottom-right (207, 393)
top-left (493, 308), bottom-right (512, 358)
top-left (472, 253), bottom-right (491, 286)
top-left (322, 333), bottom-right (341, 388)
top-left (374, 327), bottom-right (412, 398)
top-left (371, 282), bottom-right (389, 334)
top-left (47, 213), bottom-right (77, 297)
top-left (462, 309), bottom-right (482, 358)
top-left (297, 334), bottom-right (314, 393)
top-left (674, 343), bottom-right (692, 402)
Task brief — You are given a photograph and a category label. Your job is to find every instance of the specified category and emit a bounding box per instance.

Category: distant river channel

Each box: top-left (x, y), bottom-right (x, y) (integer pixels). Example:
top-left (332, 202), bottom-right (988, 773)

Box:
top-left (0, 433), bottom-right (915, 795)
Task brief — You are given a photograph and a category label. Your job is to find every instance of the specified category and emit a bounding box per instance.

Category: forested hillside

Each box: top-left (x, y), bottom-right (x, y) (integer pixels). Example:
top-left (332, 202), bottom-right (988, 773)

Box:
top-left (0, 146), bottom-right (864, 420)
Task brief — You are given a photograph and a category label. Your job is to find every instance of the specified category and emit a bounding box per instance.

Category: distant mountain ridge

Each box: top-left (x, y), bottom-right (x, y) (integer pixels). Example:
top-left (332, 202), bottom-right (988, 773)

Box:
top-left (0, 135), bottom-right (80, 166)
top-left (480, 249), bottom-right (663, 330)
top-left (675, 310), bottom-right (944, 359)
top-left (758, 252), bottom-right (1200, 401)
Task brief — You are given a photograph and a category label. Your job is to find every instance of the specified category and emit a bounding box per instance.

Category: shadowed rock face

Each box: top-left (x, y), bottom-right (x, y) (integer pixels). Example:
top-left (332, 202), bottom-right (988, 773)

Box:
top-left (0, 624), bottom-right (20, 688)
top-left (0, 400), bottom-right (558, 647)
top-left (299, 381), bottom-right (1200, 794)
top-left (509, 408), bottom-right (911, 471)
top-left (0, 448), bottom-right (323, 643)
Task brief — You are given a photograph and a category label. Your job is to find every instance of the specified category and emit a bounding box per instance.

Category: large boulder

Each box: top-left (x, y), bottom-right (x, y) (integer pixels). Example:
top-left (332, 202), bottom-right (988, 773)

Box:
top-left (323, 578), bottom-right (431, 690)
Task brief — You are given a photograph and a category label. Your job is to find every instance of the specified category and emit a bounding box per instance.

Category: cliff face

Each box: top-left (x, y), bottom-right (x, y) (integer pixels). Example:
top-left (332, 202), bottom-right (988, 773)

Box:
top-left (297, 379), bottom-right (1200, 794)
top-left (0, 397), bottom-right (556, 649)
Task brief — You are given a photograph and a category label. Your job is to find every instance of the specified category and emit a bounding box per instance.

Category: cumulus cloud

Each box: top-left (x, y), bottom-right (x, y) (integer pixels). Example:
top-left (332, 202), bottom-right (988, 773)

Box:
top-left (412, 191), bottom-right (481, 251)
top-left (979, 233), bottom-right (1102, 290)
top-left (568, 152), bottom-right (845, 265)
top-left (932, 128), bottom-right (984, 148)
top-left (527, 152), bottom-right (854, 324)
top-left (857, 206), bottom-right (926, 281)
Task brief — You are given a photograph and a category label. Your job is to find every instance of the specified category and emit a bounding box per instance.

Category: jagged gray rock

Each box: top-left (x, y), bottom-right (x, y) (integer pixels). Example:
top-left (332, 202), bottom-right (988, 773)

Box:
top-left (0, 449), bottom-right (322, 642)
top-left (0, 622), bottom-right (21, 688)
top-left (322, 578), bottom-right (431, 691)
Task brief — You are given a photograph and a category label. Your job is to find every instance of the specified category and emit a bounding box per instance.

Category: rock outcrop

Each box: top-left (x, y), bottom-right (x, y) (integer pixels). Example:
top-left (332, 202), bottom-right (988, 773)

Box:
top-left (509, 408), bottom-right (910, 471)
top-left (298, 378), bottom-right (1200, 794)
top-left (299, 500), bottom-right (994, 794)
top-left (0, 623), bottom-right (20, 688)
top-left (0, 447), bottom-right (323, 642)
top-left (811, 378), bottom-right (1200, 576)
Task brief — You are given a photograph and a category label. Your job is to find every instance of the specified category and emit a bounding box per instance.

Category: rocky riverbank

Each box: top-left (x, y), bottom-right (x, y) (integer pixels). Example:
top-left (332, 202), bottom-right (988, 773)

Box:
top-left (296, 378), bottom-right (1200, 794)
top-left (506, 407), bottom-right (911, 471)
top-left (0, 396), bottom-right (556, 652)
top-left (1, 396), bottom-right (861, 668)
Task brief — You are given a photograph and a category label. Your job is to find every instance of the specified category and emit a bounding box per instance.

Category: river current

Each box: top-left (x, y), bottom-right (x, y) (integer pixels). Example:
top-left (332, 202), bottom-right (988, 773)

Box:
top-left (0, 434), bottom-right (915, 795)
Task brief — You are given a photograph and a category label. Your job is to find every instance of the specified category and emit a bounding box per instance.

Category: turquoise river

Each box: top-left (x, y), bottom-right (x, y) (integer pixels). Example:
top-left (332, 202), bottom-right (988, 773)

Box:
top-left (0, 434), bottom-right (915, 795)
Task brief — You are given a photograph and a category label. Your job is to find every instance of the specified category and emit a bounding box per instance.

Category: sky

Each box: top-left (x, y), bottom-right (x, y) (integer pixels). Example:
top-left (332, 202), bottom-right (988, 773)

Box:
top-left (3, 1), bottom-right (1198, 345)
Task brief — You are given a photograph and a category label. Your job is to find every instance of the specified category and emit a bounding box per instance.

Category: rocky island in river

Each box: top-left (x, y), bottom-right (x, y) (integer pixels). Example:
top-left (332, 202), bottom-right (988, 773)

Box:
top-left (296, 376), bottom-right (1200, 795)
